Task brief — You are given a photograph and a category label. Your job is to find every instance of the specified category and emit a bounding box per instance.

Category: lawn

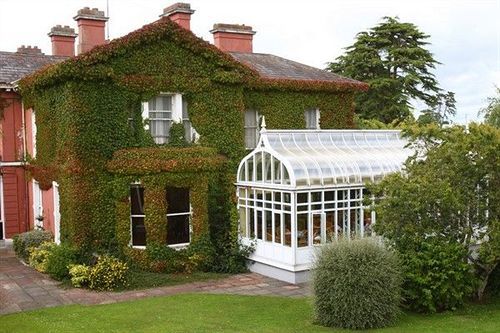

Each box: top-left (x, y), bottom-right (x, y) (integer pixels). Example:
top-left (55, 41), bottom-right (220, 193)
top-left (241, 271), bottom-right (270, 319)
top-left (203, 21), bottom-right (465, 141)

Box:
top-left (121, 270), bottom-right (229, 290)
top-left (1, 294), bottom-right (499, 333)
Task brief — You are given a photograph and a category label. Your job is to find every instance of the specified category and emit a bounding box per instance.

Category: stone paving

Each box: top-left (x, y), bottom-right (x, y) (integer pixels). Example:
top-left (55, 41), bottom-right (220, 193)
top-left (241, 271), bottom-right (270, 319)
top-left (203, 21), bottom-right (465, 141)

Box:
top-left (0, 240), bottom-right (310, 315)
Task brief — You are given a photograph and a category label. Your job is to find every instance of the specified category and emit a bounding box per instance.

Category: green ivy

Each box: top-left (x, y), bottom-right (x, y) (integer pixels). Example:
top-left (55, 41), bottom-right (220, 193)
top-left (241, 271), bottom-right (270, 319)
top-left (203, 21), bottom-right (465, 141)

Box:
top-left (17, 18), bottom-right (362, 271)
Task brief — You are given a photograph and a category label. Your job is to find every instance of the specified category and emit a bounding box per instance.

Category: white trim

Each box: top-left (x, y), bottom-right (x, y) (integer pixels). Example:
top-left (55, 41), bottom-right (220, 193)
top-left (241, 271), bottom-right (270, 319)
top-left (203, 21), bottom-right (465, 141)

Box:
top-left (0, 162), bottom-right (25, 167)
top-left (32, 110), bottom-right (37, 158)
top-left (53, 182), bottom-right (61, 244)
top-left (32, 181), bottom-right (43, 230)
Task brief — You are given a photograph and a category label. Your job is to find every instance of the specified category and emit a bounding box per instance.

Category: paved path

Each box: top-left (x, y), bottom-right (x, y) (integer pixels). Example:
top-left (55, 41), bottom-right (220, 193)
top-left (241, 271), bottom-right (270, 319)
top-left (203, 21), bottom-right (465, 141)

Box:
top-left (0, 241), bottom-right (310, 315)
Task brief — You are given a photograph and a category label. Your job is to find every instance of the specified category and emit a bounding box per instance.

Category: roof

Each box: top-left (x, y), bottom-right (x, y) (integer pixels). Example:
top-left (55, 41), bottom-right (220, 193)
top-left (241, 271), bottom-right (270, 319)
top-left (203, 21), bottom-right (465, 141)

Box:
top-left (237, 129), bottom-right (412, 188)
top-left (19, 18), bottom-right (256, 93)
top-left (229, 52), bottom-right (366, 88)
top-left (0, 51), bottom-right (66, 86)
top-left (0, 51), bottom-right (65, 85)
top-left (20, 18), bottom-right (367, 93)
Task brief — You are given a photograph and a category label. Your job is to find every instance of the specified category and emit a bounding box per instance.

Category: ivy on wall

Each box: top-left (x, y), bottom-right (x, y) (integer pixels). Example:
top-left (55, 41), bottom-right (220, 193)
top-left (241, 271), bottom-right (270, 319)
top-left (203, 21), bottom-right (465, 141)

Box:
top-left (18, 17), bottom-right (365, 270)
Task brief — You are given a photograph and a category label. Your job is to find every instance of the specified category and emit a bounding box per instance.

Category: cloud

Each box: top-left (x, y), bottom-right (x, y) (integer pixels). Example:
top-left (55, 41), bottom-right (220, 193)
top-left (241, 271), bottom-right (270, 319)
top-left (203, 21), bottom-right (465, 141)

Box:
top-left (0, 0), bottom-right (498, 124)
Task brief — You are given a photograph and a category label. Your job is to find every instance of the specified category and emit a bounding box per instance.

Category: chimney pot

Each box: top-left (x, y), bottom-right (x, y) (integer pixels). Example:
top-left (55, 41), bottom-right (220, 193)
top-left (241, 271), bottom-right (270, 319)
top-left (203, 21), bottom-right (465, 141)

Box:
top-left (210, 23), bottom-right (256, 53)
top-left (17, 45), bottom-right (43, 54)
top-left (74, 7), bottom-right (108, 54)
top-left (160, 2), bottom-right (195, 30)
top-left (48, 25), bottom-right (77, 57)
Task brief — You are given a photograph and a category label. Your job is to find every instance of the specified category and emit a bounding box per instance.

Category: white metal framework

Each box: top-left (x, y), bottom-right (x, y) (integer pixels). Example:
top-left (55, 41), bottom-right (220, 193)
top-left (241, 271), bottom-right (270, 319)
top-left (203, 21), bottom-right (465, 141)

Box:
top-left (236, 127), bottom-right (412, 283)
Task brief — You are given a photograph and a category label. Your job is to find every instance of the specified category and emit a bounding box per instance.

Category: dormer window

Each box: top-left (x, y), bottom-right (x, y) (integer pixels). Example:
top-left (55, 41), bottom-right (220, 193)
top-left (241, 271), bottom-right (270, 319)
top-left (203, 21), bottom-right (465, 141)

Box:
top-left (142, 93), bottom-right (198, 144)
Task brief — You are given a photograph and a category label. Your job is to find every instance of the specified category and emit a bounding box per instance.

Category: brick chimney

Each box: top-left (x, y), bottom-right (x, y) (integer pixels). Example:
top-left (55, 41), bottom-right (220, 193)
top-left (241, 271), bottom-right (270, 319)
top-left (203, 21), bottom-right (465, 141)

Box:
top-left (210, 23), bottom-right (256, 53)
top-left (48, 25), bottom-right (77, 57)
top-left (16, 45), bottom-right (43, 55)
top-left (73, 7), bottom-right (108, 54)
top-left (160, 3), bottom-right (195, 30)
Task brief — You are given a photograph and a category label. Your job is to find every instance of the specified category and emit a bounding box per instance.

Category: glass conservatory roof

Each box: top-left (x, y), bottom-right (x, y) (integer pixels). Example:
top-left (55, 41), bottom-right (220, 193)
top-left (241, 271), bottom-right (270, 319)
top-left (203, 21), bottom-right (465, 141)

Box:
top-left (237, 128), bottom-right (413, 188)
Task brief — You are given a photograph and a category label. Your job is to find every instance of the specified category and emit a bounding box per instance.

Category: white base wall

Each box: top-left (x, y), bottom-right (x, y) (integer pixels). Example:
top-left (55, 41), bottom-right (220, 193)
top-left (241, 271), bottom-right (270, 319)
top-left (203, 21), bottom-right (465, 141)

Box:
top-left (248, 260), bottom-right (311, 284)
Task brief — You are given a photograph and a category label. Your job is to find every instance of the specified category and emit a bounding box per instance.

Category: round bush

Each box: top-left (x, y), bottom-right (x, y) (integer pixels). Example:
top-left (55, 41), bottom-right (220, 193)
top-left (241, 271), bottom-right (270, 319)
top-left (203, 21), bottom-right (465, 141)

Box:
top-left (89, 255), bottom-right (129, 291)
top-left (313, 238), bottom-right (402, 330)
top-left (44, 243), bottom-right (77, 280)
top-left (13, 230), bottom-right (53, 261)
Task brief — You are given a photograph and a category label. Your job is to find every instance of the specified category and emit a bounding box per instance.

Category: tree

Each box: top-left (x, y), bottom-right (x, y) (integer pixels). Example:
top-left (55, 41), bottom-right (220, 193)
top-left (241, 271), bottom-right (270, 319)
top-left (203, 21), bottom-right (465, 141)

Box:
top-left (479, 86), bottom-right (500, 127)
top-left (371, 123), bottom-right (500, 303)
top-left (329, 17), bottom-right (455, 124)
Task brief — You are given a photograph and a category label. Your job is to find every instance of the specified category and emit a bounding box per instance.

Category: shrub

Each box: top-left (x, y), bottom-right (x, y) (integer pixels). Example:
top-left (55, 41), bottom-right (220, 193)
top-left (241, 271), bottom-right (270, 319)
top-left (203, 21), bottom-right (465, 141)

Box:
top-left (89, 255), bottom-right (129, 291)
top-left (29, 241), bottom-right (56, 272)
top-left (313, 238), bottom-right (402, 330)
top-left (485, 264), bottom-right (500, 298)
top-left (13, 230), bottom-right (53, 261)
top-left (400, 239), bottom-right (476, 313)
top-left (68, 264), bottom-right (91, 288)
top-left (45, 243), bottom-right (77, 280)
top-left (146, 243), bottom-right (186, 273)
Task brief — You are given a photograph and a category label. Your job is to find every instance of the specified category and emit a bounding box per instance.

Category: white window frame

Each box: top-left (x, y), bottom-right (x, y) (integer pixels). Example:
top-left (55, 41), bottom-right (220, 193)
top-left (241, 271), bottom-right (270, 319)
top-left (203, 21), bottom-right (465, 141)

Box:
top-left (142, 93), bottom-right (198, 144)
top-left (165, 186), bottom-right (192, 247)
top-left (305, 108), bottom-right (320, 129)
top-left (130, 182), bottom-right (146, 249)
top-left (165, 208), bottom-right (192, 248)
top-left (129, 183), bottom-right (192, 249)
top-left (244, 109), bottom-right (260, 149)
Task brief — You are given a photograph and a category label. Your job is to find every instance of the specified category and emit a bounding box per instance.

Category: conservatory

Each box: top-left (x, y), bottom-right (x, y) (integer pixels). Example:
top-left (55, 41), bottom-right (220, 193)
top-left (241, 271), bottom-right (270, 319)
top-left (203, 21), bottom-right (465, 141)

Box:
top-left (236, 124), bottom-right (412, 283)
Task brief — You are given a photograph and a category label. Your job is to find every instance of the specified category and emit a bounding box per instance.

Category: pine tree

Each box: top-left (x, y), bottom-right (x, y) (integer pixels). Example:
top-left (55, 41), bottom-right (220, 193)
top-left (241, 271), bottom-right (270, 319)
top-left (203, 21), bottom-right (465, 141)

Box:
top-left (329, 17), bottom-right (455, 124)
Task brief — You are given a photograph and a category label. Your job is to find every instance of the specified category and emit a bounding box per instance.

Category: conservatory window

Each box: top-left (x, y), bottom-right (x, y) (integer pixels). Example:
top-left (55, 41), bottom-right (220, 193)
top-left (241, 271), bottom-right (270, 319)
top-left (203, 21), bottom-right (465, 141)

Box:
top-left (237, 187), bottom-right (293, 247)
top-left (305, 108), bottom-right (320, 129)
top-left (166, 187), bottom-right (191, 246)
top-left (244, 109), bottom-right (260, 149)
top-left (130, 185), bottom-right (146, 246)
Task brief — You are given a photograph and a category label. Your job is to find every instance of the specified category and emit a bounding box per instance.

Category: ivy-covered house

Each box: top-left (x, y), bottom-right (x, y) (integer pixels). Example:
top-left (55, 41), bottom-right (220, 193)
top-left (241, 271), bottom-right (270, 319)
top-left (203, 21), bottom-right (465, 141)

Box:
top-left (18, 3), bottom-right (367, 270)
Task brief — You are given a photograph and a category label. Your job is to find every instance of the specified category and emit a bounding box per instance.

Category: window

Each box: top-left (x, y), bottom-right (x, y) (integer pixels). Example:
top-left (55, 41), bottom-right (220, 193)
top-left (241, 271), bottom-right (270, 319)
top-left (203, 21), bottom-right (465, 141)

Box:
top-left (166, 187), bottom-right (191, 245)
top-left (143, 94), bottom-right (198, 144)
top-left (244, 109), bottom-right (259, 149)
top-left (130, 185), bottom-right (146, 246)
top-left (305, 108), bottom-right (320, 129)
top-left (147, 95), bottom-right (172, 144)
top-left (182, 99), bottom-right (197, 143)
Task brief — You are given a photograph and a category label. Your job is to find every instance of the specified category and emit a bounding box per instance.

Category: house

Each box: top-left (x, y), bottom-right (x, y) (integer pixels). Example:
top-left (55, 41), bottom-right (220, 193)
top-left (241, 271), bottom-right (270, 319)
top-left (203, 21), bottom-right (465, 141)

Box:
top-left (5, 3), bottom-right (369, 274)
top-left (0, 46), bottom-right (67, 239)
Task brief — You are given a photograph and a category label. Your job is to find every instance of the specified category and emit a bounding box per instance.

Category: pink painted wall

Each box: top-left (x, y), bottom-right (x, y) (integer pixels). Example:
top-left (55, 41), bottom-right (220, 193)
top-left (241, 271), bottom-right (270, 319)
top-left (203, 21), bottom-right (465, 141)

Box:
top-left (0, 91), bottom-right (29, 238)
top-left (42, 186), bottom-right (55, 235)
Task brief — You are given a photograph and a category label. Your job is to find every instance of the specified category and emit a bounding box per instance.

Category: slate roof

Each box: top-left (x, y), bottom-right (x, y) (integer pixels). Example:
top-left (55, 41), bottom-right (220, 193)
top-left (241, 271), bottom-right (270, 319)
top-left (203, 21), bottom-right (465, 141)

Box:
top-left (229, 52), bottom-right (364, 86)
top-left (0, 51), bottom-right (66, 86)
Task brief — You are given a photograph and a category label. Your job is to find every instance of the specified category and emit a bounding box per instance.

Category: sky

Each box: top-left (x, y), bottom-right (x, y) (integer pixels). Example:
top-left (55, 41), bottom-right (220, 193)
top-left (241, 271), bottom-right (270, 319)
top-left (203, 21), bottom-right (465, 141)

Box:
top-left (1, 0), bottom-right (499, 124)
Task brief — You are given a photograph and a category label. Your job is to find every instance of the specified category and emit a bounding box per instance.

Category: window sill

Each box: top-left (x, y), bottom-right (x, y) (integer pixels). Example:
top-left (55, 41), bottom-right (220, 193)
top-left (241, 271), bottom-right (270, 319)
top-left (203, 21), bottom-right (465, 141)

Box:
top-left (168, 242), bottom-right (190, 250)
top-left (130, 243), bottom-right (190, 250)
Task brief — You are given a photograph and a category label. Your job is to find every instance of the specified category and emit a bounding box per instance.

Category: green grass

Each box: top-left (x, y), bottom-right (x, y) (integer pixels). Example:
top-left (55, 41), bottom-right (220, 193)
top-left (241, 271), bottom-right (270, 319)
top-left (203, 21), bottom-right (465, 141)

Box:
top-left (122, 270), bottom-right (229, 290)
top-left (1, 294), bottom-right (499, 333)
top-left (60, 270), bottom-right (228, 291)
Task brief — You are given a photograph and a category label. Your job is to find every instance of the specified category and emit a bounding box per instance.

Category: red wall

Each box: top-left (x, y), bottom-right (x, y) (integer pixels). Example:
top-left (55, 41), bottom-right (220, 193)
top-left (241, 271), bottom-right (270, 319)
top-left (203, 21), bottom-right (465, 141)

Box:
top-left (0, 91), bottom-right (29, 238)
